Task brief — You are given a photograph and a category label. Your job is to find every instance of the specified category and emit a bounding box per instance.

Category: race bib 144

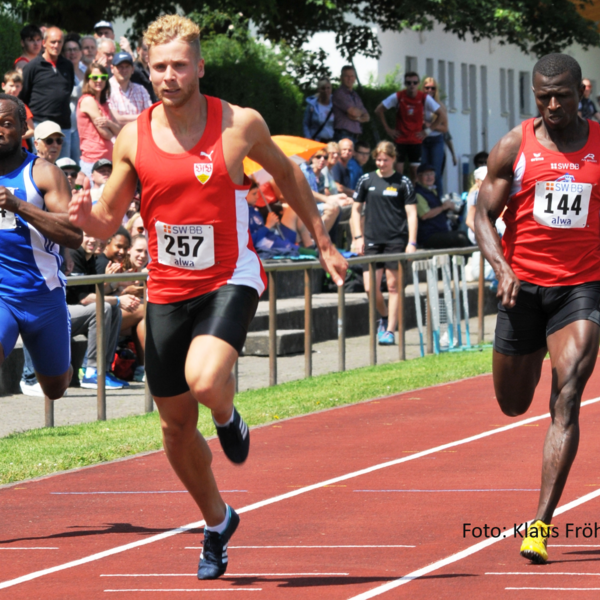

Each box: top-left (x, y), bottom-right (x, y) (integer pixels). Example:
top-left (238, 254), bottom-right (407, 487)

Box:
top-left (155, 221), bottom-right (215, 270)
top-left (533, 181), bottom-right (592, 229)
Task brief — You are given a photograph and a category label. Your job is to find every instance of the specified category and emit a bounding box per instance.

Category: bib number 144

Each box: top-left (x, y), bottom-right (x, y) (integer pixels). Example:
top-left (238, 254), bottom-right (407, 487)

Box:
top-left (533, 181), bottom-right (591, 229)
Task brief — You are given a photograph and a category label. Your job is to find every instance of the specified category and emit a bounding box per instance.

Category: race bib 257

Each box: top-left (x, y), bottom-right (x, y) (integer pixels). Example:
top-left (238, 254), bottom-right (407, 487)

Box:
top-left (155, 221), bottom-right (215, 270)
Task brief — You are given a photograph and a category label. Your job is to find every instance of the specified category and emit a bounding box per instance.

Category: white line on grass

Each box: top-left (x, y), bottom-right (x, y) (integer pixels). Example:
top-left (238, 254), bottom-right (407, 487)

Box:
top-left (3, 395), bottom-right (600, 591)
top-left (346, 485), bottom-right (600, 599)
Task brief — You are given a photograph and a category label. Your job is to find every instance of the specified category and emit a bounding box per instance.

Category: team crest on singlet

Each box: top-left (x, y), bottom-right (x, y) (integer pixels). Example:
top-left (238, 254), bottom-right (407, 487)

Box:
top-left (194, 163), bottom-right (212, 184)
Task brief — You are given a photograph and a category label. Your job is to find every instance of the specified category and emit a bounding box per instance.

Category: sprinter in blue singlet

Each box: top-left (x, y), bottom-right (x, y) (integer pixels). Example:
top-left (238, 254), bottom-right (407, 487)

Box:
top-left (0, 94), bottom-right (82, 399)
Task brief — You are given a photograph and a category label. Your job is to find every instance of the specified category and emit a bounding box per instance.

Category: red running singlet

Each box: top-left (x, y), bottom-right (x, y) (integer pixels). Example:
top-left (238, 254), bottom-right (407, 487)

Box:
top-left (502, 118), bottom-right (600, 286)
top-left (136, 96), bottom-right (266, 304)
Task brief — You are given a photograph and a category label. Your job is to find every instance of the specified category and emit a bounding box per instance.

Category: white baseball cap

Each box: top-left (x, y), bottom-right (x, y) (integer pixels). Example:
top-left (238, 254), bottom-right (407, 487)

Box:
top-left (34, 121), bottom-right (64, 140)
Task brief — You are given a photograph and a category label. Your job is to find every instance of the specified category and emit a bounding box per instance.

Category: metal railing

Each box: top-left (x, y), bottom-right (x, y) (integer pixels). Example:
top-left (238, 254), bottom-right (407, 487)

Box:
top-left (43, 246), bottom-right (486, 426)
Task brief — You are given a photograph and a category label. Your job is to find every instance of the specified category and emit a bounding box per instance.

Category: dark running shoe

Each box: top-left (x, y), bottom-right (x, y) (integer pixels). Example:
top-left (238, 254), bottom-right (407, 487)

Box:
top-left (215, 407), bottom-right (250, 464)
top-left (197, 506), bottom-right (240, 580)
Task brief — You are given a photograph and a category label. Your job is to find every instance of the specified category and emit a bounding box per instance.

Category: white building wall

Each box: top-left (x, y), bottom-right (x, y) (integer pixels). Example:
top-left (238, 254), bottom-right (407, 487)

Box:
top-left (306, 23), bottom-right (600, 194)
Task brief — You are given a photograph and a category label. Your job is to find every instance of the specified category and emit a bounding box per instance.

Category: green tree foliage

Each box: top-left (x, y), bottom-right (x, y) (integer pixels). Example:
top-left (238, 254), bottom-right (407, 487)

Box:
top-left (9, 0), bottom-right (600, 61)
top-left (0, 12), bottom-right (22, 77)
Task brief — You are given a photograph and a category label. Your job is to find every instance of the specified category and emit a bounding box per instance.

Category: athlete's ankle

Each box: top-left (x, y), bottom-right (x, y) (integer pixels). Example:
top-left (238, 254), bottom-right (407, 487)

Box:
top-left (213, 407), bottom-right (234, 427)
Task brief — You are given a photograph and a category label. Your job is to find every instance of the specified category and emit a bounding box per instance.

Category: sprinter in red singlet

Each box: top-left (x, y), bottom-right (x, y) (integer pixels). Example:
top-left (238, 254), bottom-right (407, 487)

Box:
top-left (475, 53), bottom-right (600, 565)
top-left (69, 15), bottom-right (347, 580)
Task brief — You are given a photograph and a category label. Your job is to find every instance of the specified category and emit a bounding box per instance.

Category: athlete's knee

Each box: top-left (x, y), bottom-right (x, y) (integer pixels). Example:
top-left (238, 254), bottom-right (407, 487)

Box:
top-left (188, 373), bottom-right (224, 407)
top-left (39, 369), bottom-right (71, 400)
top-left (495, 389), bottom-right (531, 417)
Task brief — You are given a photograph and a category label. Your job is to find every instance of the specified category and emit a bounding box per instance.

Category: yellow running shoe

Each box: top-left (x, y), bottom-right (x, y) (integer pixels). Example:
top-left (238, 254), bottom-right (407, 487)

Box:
top-left (520, 520), bottom-right (554, 564)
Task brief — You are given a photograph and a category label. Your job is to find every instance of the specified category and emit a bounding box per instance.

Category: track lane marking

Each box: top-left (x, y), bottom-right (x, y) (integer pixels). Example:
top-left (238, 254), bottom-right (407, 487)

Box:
top-left (101, 573), bottom-right (349, 577)
top-left (3, 395), bottom-right (600, 591)
top-left (506, 587), bottom-right (600, 591)
top-left (346, 485), bottom-right (600, 599)
top-left (185, 545), bottom-right (415, 549)
top-left (487, 572), bottom-right (600, 576)
top-left (104, 589), bottom-right (261, 593)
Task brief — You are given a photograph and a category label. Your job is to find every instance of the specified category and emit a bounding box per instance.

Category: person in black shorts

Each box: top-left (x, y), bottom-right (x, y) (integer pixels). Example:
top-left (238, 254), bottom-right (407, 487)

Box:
top-left (351, 141), bottom-right (417, 345)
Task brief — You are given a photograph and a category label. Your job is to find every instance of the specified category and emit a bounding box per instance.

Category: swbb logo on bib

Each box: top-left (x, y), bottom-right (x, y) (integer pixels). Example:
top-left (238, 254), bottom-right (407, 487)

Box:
top-left (155, 221), bottom-right (215, 270)
top-left (533, 180), bottom-right (591, 229)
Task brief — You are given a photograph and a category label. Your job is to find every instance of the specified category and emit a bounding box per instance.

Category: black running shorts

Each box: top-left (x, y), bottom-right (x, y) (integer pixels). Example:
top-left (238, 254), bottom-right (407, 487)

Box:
top-left (145, 284), bottom-right (259, 397)
top-left (395, 143), bottom-right (422, 165)
top-left (494, 281), bottom-right (600, 356)
top-left (364, 241), bottom-right (407, 270)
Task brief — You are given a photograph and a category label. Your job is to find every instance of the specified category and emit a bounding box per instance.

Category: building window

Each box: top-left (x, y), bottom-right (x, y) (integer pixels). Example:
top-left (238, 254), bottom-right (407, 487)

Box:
top-left (519, 71), bottom-right (531, 115)
top-left (405, 56), bottom-right (418, 75)
top-left (448, 62), bottom-right (455, 110)
top-left (426, 58), bottom-right (434, 78)
top-left (438, 60), bottom-right (446, 101)
top-left (508, 69), bottom-right (515, 129)
top-left (461, 63), bottom-right (469, 111)
top-left (500, 68), bottom-right (507, 115)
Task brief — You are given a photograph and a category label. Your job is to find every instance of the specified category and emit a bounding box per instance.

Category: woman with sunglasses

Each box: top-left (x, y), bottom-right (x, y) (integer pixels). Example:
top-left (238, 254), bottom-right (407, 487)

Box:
top-left (77, 62), bottom-right (120, 178)
top-left (421, 77), bottom-right (449, 197)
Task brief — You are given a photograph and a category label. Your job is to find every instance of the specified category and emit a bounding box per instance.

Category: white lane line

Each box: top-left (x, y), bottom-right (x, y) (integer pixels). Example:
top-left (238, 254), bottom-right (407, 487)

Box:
top-left (3, 395), bottom-right (600, 592)
top-left (186, 545), bottom-right (415, 549)
top-left (488, 572), bottom-right (600, 576)
top-left (51, 491), bottom-right (247, 495)
top-left (354, 489), bottom-right (539, 493)
top-left (346, 485), bottom-right (600, 599)
top-left (104, 589), bottom-right (261, 593)
top-left (0, 547), bottom-right (58, 550)
top-left (506, 588), bottom-right (600, 591)
top-left (552, 544), bottom-right (600, 547)
top-left (101, 573), bottom-right (348, 577)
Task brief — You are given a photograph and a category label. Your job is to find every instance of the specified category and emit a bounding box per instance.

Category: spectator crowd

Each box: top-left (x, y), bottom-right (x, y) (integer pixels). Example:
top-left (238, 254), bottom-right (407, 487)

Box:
top-left (7, 19), bottom-right (540, 387)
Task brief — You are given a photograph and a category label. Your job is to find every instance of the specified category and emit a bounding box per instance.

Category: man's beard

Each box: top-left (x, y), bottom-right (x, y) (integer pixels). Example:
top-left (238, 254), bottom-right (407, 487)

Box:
top-left (157, 79), bottom-right (197, 108)
top-left (0, 139), bottom-right (22, 159)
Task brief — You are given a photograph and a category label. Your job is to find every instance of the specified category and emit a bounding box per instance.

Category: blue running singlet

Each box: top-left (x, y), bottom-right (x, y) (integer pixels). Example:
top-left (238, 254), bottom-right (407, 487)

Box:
top-left (0, 151), bottom-right (65, 297)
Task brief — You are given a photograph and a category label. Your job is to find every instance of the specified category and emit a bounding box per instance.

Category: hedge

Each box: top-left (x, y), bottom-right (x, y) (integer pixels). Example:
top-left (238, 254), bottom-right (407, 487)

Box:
top-left (0, 12), bottom-right (21, 77)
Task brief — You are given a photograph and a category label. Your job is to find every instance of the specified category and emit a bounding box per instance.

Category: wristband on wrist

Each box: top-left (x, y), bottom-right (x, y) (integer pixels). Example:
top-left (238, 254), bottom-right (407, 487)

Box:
top-left (354, 235), bottom-right (363, 240)
top-left (116, 297), bottom-right (120, 307)
top-left (409, 241), bottom-right (417, 247)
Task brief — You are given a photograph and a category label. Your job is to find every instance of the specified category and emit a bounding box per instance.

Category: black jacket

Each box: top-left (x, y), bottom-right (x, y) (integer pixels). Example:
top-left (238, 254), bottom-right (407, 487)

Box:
top-left (20, 54), bottom-right (74, 129)
top-left (131, 62), bottom-right (157, 103)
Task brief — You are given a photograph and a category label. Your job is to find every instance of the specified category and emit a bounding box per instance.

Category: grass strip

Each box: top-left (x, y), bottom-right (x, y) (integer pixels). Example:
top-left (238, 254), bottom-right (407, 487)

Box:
top-left (0, 347), bottom-right (493, 485)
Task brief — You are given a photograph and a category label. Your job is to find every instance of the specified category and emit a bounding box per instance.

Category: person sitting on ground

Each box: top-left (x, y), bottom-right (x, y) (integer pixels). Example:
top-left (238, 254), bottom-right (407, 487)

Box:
top-left (2, 71), bottom-right (35, 149)
top-left (95, 227), bottom-right (144, 337)
top-left (331, 138), bottom-right (358, 196)
top-left (321, 141), bottom-right (340, 195)
top-left (14, 24), bottom-right (43, 72)
top-left (247, 181), bottom-right (310, 257)
top-left (351, 141), bottom-right (418, 345)
top-left (77, 64), bottom-right (120, 178)
top-left (415, 164), bottom-right (470, 249)
top-left (348, 140), bottom-right (370, 188)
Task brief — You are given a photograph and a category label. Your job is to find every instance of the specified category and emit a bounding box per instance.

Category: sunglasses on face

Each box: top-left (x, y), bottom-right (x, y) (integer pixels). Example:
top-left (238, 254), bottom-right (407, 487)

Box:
top-left (424, 86), bottom-right (436, 91)
top-left (43, 137), bottom-right (63, 145)
top-left (315, 154), bottom-right (328, 160)
top-left (136, 226), bottom-right (145, 234)
top-left (89, 74), bottom-right (109, 81)
top-left (63, 170), bottom-right (77, 177)
top-left (405, 80), bottom-right (419, 86)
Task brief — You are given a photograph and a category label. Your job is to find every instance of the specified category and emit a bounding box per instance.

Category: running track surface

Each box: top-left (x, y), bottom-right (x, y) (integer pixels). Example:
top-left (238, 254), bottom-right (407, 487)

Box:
top-left (3, 359), bottom-right (600, 598)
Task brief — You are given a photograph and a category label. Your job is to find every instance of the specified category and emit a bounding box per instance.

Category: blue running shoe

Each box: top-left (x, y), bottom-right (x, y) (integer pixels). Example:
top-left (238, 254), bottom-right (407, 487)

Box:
top-left (378, 331), bottom-right (395, 345)
top-left (197, 506), bottom-right (240, 580)
top-left (214, 407), bottom-right (250, 464)
top-left (377, 317), bottom-right (388, 334)
top-left (107, 372), bottom-right (129, 388)
top-left (81, 370), bottom-right (124, 390)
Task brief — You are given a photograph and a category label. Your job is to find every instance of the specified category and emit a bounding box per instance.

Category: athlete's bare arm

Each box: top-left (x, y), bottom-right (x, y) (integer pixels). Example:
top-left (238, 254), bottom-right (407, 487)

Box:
top-left (68, 121), bottom-right (139, 238)
top-left (234, 105), bottom-right (347, 285)
top-left (475, 125), bottom-right (522, 308)
top-left (0, 159), bottom-right (82, 249)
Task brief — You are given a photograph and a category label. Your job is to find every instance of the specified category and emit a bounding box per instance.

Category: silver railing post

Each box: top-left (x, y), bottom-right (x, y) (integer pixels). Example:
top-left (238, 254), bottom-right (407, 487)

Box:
top-left (268, 271), bottom-right (277, 386)
top-left (44, 396), bottom-right (54, 428)
top-left (95, 282), bottom-right (106, 421)
top-left (368, 261), bottom-right (377, 366)
top-left (304, 269), bottom-right (312, 378)
top-left (337, 284), bottom-right (346, 372)
top-left (398, 260), bottom-right (405, 361)
top-left (478, 252), bottom-right (485, 345)
top-left (143, 280), bottom-right (153, 413)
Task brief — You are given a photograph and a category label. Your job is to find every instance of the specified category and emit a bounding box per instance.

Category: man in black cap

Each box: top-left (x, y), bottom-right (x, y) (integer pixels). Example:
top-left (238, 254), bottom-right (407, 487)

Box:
top-left (90, 159), bottom-right (112, 203)
top-left (415, 163), bottom-right (469, 249)
top-left (93, 21), bottom-right (115, 40)
top-left (109, 51), bottom-right (152, 126)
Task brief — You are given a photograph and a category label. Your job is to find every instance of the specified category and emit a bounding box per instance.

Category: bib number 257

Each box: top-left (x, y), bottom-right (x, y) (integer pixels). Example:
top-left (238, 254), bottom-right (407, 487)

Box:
top-left (155, 221), bottom-right (215, 270)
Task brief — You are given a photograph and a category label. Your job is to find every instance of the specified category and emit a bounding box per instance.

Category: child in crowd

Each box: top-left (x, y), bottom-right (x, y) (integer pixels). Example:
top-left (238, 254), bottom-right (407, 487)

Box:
top-left (2, 71), bottom-right (35, 149)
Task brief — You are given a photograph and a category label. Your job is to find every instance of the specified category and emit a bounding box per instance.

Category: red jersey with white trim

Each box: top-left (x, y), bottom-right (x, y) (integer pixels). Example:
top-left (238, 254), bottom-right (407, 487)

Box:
top-left (136, 96), bottom-right (267, 304)
top-left (395, 90), bottom-right (426, 145)
top-left (502, 118), bottom-right (600, 286)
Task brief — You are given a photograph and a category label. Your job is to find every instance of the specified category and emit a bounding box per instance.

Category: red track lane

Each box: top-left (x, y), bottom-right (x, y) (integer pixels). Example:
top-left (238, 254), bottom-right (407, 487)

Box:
top-left (2, 358), bottom-right (600, 598)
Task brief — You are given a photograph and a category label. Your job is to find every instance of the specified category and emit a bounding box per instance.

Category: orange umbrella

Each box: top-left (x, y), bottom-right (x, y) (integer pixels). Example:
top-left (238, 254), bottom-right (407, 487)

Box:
top-left (243, 135), bottom-right (326, 184)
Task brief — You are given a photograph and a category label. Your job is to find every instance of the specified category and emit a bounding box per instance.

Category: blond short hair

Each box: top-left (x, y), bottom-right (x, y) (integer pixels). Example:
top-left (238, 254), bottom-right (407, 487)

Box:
top-left (144, 15), bottom-right (201, 58)
top-left (372, 141), bottom-right (396, 160)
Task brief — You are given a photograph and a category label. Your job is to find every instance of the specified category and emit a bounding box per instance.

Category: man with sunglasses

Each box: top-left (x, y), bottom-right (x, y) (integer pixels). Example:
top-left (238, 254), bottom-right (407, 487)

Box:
top-left (33, 121), bottom-right (64, 164)
top-left (20, 27), bottom-right (74, 160)
top-left (375, 71), bottom-right (442, 180)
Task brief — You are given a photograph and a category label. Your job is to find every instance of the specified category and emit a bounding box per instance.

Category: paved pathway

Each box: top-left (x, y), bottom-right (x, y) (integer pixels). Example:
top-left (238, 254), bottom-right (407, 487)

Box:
top-left (0, 314), bottom-right (497, 438)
